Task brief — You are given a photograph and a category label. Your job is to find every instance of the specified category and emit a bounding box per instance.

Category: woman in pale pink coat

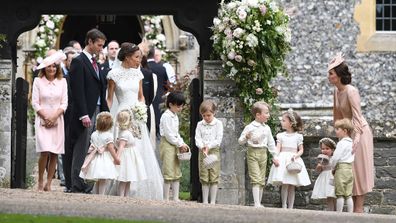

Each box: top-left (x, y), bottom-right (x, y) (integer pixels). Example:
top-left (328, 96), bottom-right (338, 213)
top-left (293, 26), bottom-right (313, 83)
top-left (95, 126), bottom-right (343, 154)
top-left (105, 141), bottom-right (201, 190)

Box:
top-left (32, 51), bottom-right (67, 191)
top-left (327, 53), bottom-right (374, 213)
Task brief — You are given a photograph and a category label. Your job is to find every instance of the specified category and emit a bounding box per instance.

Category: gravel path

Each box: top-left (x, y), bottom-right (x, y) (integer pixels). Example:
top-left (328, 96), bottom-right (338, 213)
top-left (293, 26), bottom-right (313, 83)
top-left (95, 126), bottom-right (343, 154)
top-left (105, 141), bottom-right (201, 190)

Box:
top-left (1, 188), bottom-right (396, 223)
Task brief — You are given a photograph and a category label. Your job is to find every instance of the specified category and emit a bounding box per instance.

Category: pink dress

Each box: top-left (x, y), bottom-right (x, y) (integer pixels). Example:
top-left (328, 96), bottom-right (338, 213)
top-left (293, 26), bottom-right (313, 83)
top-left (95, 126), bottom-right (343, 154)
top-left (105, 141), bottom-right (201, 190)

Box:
top-left (32, 77), bottom-right (68, 154)
top-left (334, 84), bottom-right (374, 195)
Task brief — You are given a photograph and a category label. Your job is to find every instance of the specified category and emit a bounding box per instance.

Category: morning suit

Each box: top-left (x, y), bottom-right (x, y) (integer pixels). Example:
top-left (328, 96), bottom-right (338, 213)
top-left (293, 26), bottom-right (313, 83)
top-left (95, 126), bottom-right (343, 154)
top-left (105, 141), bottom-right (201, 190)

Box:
top-left (147, 59), bottom-right (169, 136)
top-left (141, 67), bottom-right (154, 131)
top-left (68, 51), bottom-right (109, 193)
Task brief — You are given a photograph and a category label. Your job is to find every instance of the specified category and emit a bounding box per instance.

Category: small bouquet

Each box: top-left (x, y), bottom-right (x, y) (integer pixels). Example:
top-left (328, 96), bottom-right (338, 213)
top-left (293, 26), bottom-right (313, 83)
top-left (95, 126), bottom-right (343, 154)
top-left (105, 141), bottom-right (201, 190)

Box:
top-left (130, 101), bottom-right (148, 123)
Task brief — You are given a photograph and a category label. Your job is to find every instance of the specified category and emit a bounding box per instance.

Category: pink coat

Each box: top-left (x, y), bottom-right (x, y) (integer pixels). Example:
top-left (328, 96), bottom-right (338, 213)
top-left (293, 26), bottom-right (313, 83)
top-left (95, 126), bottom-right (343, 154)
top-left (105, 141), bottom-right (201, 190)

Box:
top-left (32, 76), bottom-right (68, 154)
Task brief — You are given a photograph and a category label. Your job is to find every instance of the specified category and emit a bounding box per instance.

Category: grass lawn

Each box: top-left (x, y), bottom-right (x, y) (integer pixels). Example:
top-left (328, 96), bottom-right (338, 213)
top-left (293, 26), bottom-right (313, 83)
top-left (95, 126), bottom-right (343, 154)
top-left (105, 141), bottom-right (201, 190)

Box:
top-left (0, 213), bottom-right (162, 223)
top-left (179, 191), bottom-right (191, 201)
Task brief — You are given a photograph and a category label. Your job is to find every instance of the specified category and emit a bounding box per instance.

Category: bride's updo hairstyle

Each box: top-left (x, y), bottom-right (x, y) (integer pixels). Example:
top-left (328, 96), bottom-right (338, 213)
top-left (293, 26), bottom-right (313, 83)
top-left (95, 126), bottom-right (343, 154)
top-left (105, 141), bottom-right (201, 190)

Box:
top-left (166, 91), bottom-right (186, 108)
top-left (117, 42), bottom-right (140, 61)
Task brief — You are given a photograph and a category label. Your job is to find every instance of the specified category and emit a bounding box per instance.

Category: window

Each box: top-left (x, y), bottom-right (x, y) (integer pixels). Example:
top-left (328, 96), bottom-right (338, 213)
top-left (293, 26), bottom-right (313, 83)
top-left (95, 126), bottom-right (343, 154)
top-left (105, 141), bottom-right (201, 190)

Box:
top-left (376, 0), bottom-right (396, 31)
top-left (355, 0), bottom-right (396, 51)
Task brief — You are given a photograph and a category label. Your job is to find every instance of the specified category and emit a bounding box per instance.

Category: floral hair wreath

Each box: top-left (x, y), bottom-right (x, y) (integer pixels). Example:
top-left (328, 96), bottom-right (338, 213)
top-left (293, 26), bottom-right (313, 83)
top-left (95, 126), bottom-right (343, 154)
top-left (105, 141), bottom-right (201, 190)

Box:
top-left (287, 108), bottom-right (297, 128)
top-left (319, 137), bottom-right (336, 150)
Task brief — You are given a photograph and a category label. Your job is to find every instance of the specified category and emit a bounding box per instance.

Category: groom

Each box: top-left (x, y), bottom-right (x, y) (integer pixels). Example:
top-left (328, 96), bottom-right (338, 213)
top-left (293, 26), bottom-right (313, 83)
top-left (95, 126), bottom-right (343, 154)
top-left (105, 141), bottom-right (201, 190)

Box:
top-left (68, 28), bottom-right (109, 193)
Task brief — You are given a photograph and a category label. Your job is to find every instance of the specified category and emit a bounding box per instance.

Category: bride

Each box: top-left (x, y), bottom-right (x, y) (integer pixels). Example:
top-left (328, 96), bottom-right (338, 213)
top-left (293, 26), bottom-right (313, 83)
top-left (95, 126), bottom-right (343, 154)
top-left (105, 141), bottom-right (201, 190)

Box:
top-left (106, 42), bottom-right (163, 200)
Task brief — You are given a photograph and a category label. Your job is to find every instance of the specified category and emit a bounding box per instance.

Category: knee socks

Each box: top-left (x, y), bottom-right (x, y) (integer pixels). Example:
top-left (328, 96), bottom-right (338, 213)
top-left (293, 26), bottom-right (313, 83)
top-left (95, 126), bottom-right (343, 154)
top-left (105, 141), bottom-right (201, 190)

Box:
top-left (164, 182), bottom-right (171, 201)
top-left (202, 185), bottom-right (209, 204)
top-left (209, 184), bottom-right (218, 205)
top-left (172, 181), bottom-right (180, 201)
top-left (336, 197), bottom-right (344, 212)
top-left (252, 185), bottom-right (262, 207)
top-left (346, 197), bottom-right (354, 213)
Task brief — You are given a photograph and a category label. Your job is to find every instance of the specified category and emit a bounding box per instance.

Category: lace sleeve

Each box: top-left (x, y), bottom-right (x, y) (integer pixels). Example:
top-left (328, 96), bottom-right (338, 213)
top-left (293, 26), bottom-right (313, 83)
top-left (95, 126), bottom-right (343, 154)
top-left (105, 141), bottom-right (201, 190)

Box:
top-left (106, 69), bottom-right (118, 81)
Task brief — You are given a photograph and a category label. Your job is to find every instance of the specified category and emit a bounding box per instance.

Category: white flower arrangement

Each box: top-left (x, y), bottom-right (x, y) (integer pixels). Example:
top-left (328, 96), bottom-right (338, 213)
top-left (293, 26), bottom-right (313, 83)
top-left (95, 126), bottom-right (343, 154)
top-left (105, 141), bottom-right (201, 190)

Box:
top-left (211, 0), bottom-right (291, 121)
top-left (33, 15), bottom-right (65, 61)
top-left (130, 102), bottom-right (148, 124)
top-left (141, 15), bottom-right (166, 52)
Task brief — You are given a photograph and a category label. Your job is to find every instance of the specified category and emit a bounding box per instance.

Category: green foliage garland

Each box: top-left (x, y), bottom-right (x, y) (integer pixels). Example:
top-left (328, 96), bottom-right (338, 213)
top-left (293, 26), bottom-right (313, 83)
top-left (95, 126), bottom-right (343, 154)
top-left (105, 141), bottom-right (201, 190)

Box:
top-left (211, 0), bottom-right (291, 127)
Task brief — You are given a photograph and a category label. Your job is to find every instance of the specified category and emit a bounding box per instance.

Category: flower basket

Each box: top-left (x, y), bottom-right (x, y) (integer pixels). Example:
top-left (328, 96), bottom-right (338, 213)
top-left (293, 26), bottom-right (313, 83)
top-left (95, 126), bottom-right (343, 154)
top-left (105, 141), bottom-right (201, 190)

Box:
top-left (286, 161), bottom-right (302, 174)
top-left (203, 153), bottom-right (219, 170)
top-left (177, 146), bottom-right (191, 161)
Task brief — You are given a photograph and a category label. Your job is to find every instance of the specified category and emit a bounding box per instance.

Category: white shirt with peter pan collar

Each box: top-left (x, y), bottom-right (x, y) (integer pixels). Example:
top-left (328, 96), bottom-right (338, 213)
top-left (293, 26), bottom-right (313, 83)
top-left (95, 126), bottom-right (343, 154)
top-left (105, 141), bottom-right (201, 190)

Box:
top-left (238, 120), bottom-right (277, 156)
top-left (331, 137), bottom-right (354, 168)
top-left (160, 109), bottom-right (185, 147)
top-left (195, 118), bottom-right (223, 150)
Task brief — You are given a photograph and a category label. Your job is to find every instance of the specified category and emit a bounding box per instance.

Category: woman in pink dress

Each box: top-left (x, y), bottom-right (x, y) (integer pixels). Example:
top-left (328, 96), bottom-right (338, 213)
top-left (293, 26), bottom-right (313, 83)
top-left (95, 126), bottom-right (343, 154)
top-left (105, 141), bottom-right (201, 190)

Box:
top-left (327, 53), bottom-right (374, 213)
top-left (32, 51), bottom-right (68, 191)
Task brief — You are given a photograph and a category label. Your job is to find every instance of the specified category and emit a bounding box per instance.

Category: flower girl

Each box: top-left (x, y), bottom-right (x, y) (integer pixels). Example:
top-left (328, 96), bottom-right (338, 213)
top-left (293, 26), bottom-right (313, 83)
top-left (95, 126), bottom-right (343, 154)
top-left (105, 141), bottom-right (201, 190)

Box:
top-left (79, 112), bottom-right (120, 194)
top-left (311, 138), bottom-right (337, 211)
top-left (116, 109), bottom-right (147, 197)
top-left (267, 109), bottom-right (311, 209)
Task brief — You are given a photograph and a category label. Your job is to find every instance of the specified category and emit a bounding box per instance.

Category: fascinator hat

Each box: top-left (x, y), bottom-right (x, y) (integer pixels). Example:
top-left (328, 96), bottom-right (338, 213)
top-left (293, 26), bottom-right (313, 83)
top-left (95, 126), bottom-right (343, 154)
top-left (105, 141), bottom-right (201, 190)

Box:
top-left (327, 52), bottom-right (345, 72)
top-left (37, 51), bottom-right (66, 70)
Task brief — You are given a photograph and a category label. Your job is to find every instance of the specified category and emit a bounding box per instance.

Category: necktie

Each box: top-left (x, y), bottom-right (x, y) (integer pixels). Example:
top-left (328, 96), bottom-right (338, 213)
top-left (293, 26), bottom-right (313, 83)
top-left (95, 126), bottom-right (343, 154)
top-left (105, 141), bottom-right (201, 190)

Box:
top-left (92, 57), bottom-right (99, 74)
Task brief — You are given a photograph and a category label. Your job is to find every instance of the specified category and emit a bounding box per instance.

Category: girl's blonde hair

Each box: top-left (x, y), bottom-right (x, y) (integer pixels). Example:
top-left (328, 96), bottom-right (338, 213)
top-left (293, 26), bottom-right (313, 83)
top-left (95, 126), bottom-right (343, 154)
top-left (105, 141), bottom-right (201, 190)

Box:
top-left (117, 109), bottom-right (132, 130)
top-left (96, 112), bottom-right (113, 132)
top-left (199, 100), bottom-right (217, 114)
top-left (319, 137), bottom-right (336, 151)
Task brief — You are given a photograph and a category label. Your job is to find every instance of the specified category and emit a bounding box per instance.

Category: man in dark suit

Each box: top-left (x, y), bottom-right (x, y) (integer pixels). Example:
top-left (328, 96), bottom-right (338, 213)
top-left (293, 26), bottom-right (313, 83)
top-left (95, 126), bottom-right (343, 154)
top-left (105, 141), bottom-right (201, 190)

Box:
top-left (61, 47), bottom-right (77, 193)
top-left (68, 28), bottom-right (109, 193)
top-left (99, 40), bottom-right (119, 84)
top-left (147, 47), bottom-right (169, 137)
top-left (141, 56), bottom-right (154, 131)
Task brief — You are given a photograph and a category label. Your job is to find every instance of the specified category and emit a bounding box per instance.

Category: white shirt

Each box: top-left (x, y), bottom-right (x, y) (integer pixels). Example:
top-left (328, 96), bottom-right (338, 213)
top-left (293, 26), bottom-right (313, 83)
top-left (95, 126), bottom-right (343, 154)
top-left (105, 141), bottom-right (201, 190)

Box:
top-left (238, 120), bottom-right (277, 156)
top-left (163, 62), bottom-right (176, 84)
top-left (331, 137), bottom-right (354, 168)
top-left (160, 109), bottom-right (185, 147)
top-left (195, 118), bottom-right (223, 150)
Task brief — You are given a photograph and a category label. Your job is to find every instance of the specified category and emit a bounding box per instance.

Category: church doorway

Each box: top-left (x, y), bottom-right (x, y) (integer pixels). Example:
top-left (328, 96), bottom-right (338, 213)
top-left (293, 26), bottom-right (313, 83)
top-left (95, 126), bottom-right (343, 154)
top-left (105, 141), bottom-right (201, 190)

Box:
top-left (59, 15), bottom-right (143, 49)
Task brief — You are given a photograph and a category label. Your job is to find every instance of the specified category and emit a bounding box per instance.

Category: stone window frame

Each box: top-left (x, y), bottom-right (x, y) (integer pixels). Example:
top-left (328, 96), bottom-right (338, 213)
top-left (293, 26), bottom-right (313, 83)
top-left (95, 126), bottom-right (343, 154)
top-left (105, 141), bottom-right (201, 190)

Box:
top-left (354, 0), bottom-right (396, 51)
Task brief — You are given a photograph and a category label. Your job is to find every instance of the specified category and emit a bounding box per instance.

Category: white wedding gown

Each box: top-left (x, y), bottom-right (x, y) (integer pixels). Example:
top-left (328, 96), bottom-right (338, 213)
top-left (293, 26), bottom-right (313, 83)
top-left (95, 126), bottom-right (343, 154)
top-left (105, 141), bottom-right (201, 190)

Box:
top-left (107, 66), bottom-right (163, 200)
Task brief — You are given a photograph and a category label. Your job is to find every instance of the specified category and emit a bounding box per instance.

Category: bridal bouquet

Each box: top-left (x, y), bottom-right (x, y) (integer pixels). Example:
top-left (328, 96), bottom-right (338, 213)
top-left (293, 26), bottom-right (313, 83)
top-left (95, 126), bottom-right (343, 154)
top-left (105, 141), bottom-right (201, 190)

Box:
top-left (211, 0), bottom-right (291, 121)
top-left (131, 102), bottom-right (148, 123)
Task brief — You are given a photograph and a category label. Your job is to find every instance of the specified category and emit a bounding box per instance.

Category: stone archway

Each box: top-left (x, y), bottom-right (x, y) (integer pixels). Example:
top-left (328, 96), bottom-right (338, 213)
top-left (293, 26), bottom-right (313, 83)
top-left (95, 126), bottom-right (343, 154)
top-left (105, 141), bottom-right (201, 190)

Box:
top-left (0, 0), bottom-right (219, 188)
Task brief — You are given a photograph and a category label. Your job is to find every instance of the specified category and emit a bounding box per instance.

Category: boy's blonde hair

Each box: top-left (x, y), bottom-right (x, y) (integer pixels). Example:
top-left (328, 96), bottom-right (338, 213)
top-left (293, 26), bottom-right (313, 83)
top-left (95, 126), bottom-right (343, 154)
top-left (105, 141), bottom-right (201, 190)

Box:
top-left (251, 101), bottom-right (270, 117)
top-left (334, 118), bottom-right (354, 135)
top-left (117, 109), bottom-right (132, 130)
top-left (96, 112), bottom-right (113, 132)
top-left (199, 100), bottom-right (217, 114)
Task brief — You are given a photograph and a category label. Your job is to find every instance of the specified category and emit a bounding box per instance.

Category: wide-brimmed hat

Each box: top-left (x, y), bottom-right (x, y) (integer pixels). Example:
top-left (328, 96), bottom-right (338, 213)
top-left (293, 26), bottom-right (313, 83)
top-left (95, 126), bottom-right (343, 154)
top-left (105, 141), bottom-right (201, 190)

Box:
top-left (36, 51), bottom-right (66, 70)
top-left (327, 52), bottom-right (345, 71)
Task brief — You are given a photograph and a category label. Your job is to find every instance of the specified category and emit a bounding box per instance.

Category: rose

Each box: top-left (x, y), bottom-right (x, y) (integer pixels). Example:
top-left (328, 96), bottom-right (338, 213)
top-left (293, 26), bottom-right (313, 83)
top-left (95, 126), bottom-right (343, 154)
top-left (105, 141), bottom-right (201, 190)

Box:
top-left (213, 18), bottom-right (221, 26)
top-left (247, 59), bottom-right (256, 66)
top-left (46, 20), bottom-right (55, 29)
top-left (243, 0), bottom-right (259, 8)
top-left (246, 33), bottom-right (258, 47)
top-left (255, 88), bottom-right (263, 95)
top-left (260, 5), bottom-right (267, 15)
top-left (233, 28), bottom-right (244, 38)
top-left (228, 51), bottom-right (236, 60)
top-left (234, 55), bottom-right (243, 62)
top-left (237, 7), bottom-right (247, 21)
